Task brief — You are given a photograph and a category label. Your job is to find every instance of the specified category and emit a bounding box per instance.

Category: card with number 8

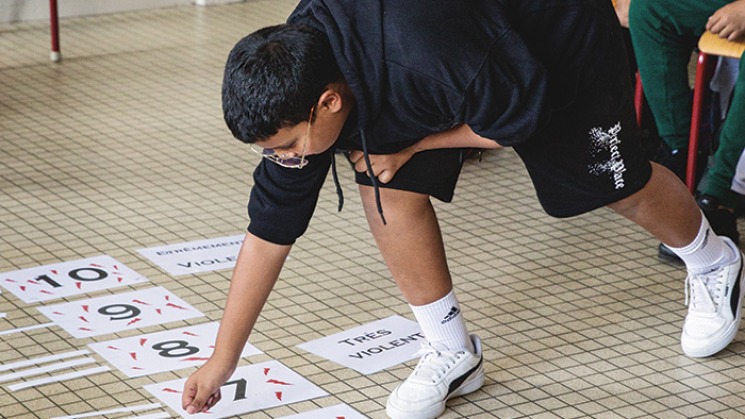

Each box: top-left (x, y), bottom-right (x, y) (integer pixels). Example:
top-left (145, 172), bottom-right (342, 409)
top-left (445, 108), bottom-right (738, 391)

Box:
top-left (89, 322), bottom-right (262, 377)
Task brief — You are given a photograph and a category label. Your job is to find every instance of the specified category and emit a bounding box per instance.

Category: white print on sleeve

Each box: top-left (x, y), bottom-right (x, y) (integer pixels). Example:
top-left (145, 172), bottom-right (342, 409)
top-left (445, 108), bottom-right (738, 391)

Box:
top-left (587, 122), bottom-right (626, 190)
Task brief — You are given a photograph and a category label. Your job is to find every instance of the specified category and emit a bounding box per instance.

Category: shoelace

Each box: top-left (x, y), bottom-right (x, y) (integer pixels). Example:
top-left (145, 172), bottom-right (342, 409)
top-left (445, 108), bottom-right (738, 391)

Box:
top-left (685, 267), bottom-right (726, 313)
top-left (412, 342), bottom-right (465, 383)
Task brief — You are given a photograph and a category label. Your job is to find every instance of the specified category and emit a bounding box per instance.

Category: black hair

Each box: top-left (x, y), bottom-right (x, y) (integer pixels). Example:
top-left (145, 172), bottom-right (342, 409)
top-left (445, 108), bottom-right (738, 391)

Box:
top-left (222, 24), bottom-right (342, 143)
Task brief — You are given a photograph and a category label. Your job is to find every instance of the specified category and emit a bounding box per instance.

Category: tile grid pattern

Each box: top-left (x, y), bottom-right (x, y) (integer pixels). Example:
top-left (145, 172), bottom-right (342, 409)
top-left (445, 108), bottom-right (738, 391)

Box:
top-left (2, 1), bottom-right (745, 418)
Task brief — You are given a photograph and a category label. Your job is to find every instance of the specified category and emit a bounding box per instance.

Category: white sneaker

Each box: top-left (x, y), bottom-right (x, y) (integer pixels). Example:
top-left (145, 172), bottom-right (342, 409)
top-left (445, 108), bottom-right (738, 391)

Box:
top-left (681, 238), bottom-right (745, 357)
top-left (386, 334), bottom-right (484, 419)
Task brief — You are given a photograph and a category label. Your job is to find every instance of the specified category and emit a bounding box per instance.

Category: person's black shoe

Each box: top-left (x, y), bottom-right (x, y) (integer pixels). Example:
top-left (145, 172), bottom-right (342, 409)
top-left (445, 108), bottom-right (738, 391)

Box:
top-left (658, 243), bottom-right (684, 264)
top-left (698, 195), bottom-right (740, 244)
top-left (657, 194), bottom-right (741, 265)
top-left (653, 143), bottom-right (688, 182)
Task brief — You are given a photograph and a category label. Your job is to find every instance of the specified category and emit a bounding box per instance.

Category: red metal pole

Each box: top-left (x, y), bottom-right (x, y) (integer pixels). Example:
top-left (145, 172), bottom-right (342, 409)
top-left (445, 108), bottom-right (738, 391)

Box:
top-left (634, 71), bottom-right (643, 128)
top-left (49, 0), bottom-right (61, 62)
top-left (686, 53), bottom-right (716, 193)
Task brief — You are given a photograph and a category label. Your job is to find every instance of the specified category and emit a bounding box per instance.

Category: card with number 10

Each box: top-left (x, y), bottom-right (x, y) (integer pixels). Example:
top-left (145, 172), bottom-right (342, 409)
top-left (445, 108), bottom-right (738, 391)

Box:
top-left (1, 255), bottom-right (148, 304)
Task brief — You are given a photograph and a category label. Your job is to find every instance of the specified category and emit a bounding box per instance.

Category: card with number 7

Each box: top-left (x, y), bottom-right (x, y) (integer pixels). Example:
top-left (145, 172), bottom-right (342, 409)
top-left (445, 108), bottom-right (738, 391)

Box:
top-left (144, 360), bottom-right (328, 418)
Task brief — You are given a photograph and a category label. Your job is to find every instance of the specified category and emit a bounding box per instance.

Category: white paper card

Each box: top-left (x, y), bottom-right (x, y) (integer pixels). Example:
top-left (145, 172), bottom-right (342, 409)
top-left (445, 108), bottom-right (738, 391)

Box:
top-left (144, 361), bottom-right (328, 418)
top-left (277, 404), bottom-right (368, 419)
top-left (1, 256), bottom-right (148, 304)
top-left (38, 287), bottom-right (203, 338)
top-left (297, 315), bottom-right (423, 374)
top-left (89, 322), bottom-right (261, 377)
top-left (137, 235), bottom-right (244, 276)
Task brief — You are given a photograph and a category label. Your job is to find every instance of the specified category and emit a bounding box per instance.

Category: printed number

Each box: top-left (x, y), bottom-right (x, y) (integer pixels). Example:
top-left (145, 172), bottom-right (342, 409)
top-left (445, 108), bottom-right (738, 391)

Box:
top-left (97, 304), bottom-right (141, 320)
top-left (35, 274), bottom-right (62, 288)
top-left (35, 267), bottom-right (108, 288)
top-left (68, 267), bottom-right (108, 282)
top-left (222, 379), bottom-right (247, 401)
top-left (151, 340), bottom-right (199, 358)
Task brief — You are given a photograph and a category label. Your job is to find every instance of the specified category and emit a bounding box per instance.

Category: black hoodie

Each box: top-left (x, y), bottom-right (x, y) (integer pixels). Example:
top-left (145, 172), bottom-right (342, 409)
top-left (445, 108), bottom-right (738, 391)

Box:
top-left (247, 0), bottom-right (610, 245)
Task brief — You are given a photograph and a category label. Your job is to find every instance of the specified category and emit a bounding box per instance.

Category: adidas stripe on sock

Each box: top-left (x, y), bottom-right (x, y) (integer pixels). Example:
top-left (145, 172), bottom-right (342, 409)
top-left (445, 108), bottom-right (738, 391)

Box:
top-left (667, 211), bottom-right (737, 271)
top-left (409, 289), bottom-right (475, 353)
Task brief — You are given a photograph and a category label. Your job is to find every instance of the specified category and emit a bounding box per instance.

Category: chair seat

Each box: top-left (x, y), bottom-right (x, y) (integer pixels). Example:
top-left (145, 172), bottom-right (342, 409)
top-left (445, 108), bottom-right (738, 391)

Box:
top-left (698, 31), bottom-right (745, 60)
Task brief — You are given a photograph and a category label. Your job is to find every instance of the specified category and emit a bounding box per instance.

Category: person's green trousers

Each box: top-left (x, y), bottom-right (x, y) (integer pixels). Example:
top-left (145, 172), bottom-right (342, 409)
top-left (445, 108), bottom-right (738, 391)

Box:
top-left (630, 0), bottom-right (745, 208)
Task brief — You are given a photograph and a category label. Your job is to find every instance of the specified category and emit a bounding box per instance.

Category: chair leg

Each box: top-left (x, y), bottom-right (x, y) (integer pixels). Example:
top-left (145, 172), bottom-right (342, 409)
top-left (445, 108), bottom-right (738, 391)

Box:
top-left (686, 52), bottom-right (717, 193)
top-left (634, 71), bottom-right (644, 128)
top-left (49, 0), bottom-right (60, 62)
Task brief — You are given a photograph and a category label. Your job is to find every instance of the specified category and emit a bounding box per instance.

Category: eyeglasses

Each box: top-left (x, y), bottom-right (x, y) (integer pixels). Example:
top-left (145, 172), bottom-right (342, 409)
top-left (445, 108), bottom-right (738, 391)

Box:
top-left (249, 107), bottom-right (314, 169)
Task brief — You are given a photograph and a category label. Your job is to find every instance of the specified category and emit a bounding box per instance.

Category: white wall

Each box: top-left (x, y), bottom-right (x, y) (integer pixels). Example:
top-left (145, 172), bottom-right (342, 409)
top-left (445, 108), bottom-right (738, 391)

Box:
top-left (0, 0), bottom-right (243, 24)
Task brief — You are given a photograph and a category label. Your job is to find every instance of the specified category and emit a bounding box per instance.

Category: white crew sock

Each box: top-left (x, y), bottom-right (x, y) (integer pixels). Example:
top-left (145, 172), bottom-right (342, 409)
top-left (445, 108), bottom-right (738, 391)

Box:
top-left (409, 289), bottom-right (474, 353)
top-left (667, 212), bottom-right (737, 272)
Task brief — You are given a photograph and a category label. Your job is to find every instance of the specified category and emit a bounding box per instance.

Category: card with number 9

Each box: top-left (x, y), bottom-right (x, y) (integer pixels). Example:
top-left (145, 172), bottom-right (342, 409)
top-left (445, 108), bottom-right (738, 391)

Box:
top-left (37, 287), bottom-right (203, 338)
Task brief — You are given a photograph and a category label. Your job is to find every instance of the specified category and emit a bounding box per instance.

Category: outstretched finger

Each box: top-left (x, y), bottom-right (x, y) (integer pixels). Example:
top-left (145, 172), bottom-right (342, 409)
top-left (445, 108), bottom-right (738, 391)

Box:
top-left (182, 380), bottom-right (198, 411)
top-left (185, 385), bottom-right (211, 415)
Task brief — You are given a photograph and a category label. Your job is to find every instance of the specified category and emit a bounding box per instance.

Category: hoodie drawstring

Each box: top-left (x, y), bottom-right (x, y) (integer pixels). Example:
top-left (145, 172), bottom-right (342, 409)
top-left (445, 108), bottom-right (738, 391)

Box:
top-left (360, 130), bottom-right (387, 225)
top-left (330, 150), bottom-right (344, 212)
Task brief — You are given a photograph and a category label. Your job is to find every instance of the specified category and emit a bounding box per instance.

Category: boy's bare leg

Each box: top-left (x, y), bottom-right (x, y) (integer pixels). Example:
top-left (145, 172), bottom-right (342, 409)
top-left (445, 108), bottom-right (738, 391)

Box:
top-left (359, 163), bottom-right (700, 299)
top-left (608, 162), bottom-right (701, 246)
top-left (359, 185), bottom-right (453, 305)
top-left (358, 184), bottom-right (475, 350)
top-left (610, 162), bottom-right (745, 358)
top-left (360, 185), bottom-right (485, 419)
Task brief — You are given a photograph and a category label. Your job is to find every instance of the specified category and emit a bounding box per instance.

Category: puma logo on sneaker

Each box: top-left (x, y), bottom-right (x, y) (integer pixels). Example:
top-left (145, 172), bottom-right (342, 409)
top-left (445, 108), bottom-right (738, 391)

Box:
top-left (386, 334), bottom-right (485, 419)
top-left (681, 237), bottom-right (745, 357)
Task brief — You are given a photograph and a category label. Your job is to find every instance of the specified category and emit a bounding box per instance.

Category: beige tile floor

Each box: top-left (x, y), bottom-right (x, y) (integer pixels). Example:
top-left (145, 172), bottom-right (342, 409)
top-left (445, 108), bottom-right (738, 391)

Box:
top-left (1, 2), bottom-right (745, 418)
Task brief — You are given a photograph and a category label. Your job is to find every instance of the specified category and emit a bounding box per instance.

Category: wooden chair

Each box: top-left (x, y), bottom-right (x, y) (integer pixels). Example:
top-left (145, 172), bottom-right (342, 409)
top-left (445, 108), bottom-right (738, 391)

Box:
top-left (685, 31), bottom-right (745, 192)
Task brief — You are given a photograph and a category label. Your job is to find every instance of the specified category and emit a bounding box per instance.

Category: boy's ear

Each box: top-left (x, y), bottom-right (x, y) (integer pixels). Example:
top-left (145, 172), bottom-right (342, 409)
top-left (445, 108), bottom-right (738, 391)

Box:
top-left (317, 84), bottom-right (345, 113)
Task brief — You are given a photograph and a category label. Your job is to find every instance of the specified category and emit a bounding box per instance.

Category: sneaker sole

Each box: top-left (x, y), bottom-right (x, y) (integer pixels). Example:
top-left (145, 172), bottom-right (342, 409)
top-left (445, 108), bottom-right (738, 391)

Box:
top-left (385, 366), bottom-right (485, 419)
top-left (682, 258), bottom-right (745, 358)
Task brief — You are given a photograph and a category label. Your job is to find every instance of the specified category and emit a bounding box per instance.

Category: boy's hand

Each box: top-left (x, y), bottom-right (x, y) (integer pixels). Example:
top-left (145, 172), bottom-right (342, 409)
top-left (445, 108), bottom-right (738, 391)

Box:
top-left (349, 147), bottom-right (415, 183)
top-left (707, 0), bottom-right (745, 41)
top-left (182, 359), bottom-right (236, 414)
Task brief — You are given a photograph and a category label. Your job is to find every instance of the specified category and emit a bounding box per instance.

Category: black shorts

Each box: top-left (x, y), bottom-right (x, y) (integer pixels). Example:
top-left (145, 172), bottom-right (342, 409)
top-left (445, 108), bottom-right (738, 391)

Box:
top-left (511, 0), bottom-right (652, 217)
top-left (353, 77), bottom-right (651, 218)
top-left (355, 0), bottom-right (652, 217)
top-left (353, 148), bottom-right (465, 203)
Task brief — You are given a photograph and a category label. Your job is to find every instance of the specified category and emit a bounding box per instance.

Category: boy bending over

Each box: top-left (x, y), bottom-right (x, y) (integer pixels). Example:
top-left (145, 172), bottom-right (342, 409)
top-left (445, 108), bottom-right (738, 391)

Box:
top-left (183, 1), bottom-right (745, 418)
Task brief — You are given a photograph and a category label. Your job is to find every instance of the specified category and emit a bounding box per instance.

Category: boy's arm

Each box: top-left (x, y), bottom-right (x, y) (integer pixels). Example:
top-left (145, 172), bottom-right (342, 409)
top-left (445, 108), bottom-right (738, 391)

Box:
top-left (349, 124), bottom-right (501, 183)
top-left (412, 123), bottom-right (503, 152)
top-left (182, 231), bottom-right (291, 414)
